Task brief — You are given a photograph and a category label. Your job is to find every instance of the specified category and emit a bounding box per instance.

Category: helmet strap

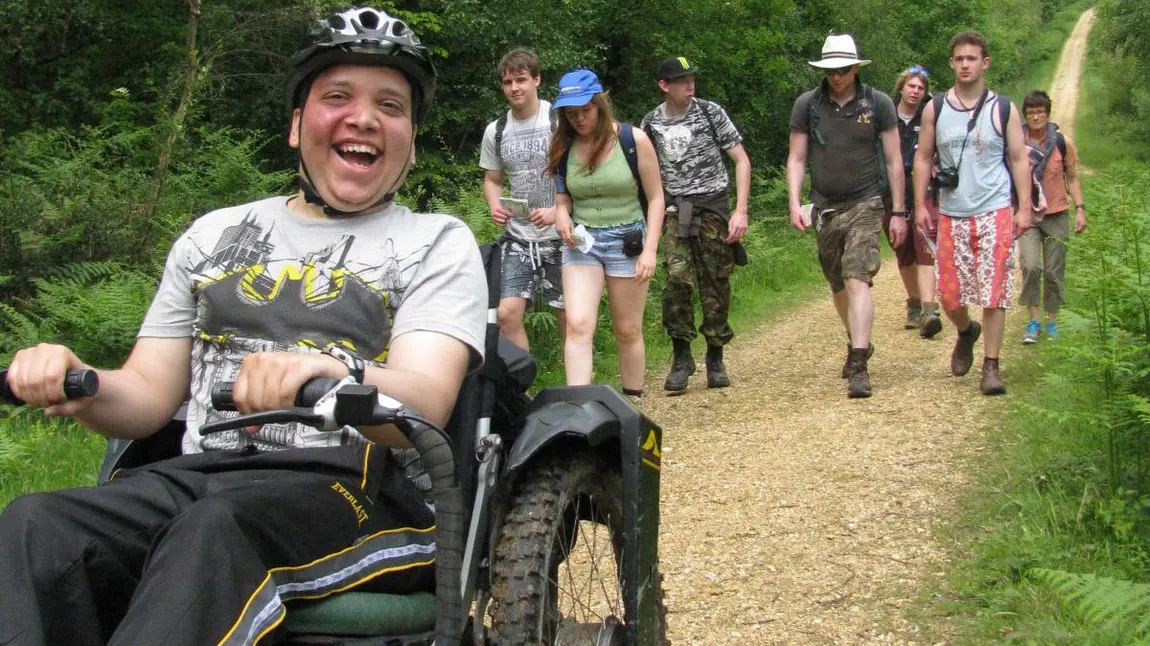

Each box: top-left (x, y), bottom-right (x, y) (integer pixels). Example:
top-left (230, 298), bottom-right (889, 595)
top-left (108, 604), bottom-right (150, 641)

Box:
top-left (294, 106), bottom-right (403, 218)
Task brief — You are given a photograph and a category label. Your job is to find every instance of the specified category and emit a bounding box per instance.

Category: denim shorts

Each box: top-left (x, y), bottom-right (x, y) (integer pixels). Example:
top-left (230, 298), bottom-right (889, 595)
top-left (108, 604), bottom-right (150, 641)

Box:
top-left (562, 219), bottom-right (646, 278)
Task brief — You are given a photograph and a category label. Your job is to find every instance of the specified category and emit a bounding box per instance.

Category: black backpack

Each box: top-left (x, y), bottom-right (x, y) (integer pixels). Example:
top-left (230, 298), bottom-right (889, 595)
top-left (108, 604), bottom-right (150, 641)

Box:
top-left (555, 122), bottom-right (647, 216)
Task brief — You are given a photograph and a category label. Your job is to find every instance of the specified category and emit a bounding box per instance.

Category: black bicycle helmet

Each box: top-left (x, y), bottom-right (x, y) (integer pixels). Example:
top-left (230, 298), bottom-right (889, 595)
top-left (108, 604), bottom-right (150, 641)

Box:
top-left (286, 6), bottom-right (436, 126)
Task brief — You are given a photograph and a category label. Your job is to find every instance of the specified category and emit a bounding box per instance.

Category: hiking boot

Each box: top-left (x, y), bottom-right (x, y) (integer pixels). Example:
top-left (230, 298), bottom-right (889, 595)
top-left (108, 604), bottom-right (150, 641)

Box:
top-left (705, 345), bottom-right (729, 388)
top-left (905, 297), bottom-right (922, 329)
top-left (980, 358), bottom-right (1006, 396)
top-left (1022, 320), bottom-right (1040, 344)
top-left (920, 303), bottom-right (943, 339)
top-left (951, 321), bottom-right (982, 377)
top-left (1046, 321), bottom-right (1058, 339)
top-left (623, 388), bottom-right (644, 409)
top-left (664, 338), bottom-right (695, 394)
top-left (846, 348), bottom-right (872, 398)
top-left (841, 342), bottom-right (875, 378)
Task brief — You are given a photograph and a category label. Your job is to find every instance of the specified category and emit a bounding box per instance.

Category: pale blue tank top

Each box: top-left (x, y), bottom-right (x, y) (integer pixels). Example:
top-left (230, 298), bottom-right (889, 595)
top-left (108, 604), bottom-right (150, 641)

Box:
top-left (936, 92), bottom-right (1012, 217)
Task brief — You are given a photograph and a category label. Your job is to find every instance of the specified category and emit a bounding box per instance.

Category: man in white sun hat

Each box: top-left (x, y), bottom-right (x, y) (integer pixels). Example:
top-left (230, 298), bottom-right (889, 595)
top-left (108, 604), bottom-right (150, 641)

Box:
top-left (786, 33), bottom-right (906, 399)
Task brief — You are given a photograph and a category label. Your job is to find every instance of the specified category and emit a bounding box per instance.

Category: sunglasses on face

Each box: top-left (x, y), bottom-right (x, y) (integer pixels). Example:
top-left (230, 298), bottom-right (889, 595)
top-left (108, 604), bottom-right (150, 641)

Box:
top-left (905, 65), bottom-right (929, 78)
top-left (825, 66), bottom-right (852, 77)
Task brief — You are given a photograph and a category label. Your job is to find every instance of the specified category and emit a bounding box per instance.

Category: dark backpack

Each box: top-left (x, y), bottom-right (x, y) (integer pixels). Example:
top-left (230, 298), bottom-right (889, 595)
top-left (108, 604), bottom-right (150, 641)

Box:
top-left (1028, 122), bottom-right (1068, 179)
top-left (807, 83), bottom-right (890, 191)
top-left (555, 122), bottom-right (647, 216)
top-left (930, 90), bottom-right (1017, 198)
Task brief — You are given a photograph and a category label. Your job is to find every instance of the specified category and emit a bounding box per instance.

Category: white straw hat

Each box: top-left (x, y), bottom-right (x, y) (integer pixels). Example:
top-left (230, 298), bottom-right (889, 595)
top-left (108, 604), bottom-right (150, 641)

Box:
top-left (808, 34), bottom-right (872, 69)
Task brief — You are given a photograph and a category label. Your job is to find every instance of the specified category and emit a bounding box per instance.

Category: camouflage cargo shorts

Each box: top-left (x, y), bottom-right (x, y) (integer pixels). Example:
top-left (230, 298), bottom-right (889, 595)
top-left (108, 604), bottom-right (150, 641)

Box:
top-left (815, 195), bottom-right (883, 292)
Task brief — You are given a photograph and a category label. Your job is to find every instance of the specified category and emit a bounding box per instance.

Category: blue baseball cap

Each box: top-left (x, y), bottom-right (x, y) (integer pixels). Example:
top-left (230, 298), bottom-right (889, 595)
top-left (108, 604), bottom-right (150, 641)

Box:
top-left (553, 69), bottom-right (603, 108)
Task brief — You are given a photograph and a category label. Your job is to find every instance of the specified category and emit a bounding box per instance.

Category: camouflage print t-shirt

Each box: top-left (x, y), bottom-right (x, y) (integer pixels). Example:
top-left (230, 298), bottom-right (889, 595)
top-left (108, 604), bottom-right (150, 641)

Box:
top-left (640, 98), bottom-right (742, 197)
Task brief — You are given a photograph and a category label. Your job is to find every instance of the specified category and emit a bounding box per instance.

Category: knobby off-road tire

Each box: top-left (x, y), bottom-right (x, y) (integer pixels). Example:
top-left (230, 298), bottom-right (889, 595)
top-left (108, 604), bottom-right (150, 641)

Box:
top-left (487, 451), bottom-right (668, 645)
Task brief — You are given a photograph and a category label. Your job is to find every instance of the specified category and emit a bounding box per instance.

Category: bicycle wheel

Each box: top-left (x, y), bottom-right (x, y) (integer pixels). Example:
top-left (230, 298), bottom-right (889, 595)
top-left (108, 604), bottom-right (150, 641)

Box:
top-left (488, 450), bottom-right (666, 645)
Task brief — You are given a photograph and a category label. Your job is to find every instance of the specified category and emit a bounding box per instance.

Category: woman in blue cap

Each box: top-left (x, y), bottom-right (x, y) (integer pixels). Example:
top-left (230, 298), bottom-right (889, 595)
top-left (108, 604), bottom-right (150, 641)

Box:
top-left (544, 69), bottom-right (664, 406)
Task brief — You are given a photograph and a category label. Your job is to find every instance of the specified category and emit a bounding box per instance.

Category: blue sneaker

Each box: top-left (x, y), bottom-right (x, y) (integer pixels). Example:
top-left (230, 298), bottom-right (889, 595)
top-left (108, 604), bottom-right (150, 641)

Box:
top-left (1022, 320), bottom-right (1041, 344)
top-left (1046, 321), bottom-right (1057, 339)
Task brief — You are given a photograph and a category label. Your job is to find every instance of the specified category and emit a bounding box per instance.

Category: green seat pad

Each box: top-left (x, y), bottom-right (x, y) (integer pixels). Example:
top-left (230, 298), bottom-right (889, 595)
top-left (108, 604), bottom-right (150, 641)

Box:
top-left (286, 591), bottom-right (437, 636)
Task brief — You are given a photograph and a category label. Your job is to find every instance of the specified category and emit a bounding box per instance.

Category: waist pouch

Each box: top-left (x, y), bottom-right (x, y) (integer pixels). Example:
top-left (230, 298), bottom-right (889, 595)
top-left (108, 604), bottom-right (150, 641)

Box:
top-left (622, 228), bottom-right (644, 257)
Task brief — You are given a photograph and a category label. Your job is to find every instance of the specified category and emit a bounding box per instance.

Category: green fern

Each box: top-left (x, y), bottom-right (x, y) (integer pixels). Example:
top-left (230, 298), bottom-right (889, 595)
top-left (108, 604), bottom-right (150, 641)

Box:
top-left (1029, 567), bottom-right (1150, 640)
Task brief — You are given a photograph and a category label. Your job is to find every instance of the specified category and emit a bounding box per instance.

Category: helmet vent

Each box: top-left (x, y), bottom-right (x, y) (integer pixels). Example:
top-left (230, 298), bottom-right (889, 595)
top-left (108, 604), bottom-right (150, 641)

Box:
top-left (358, 9), bottom-right (379, 29)
top-left (326, 14), bottom-right (346, 30)
top-left (391, 20), bottom-right (408, 37)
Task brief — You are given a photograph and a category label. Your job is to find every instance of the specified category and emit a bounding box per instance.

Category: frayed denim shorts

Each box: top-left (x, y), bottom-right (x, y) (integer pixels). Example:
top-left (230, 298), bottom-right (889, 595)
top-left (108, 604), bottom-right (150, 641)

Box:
top-left (562, 219), bottom-right (646, 278)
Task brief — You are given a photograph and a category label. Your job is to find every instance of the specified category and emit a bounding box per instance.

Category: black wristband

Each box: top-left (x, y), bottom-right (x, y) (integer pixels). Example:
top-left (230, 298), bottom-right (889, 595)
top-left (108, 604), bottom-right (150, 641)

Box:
top-left (322, 346), bottom-right (365, 384)
top-left (890, 210), bottom-right (910, 218)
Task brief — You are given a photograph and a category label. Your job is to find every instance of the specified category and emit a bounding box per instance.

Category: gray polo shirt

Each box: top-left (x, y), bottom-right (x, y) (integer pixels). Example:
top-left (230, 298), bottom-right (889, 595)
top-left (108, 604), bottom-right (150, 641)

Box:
top-left (790, 82), bottom-right (896, 209)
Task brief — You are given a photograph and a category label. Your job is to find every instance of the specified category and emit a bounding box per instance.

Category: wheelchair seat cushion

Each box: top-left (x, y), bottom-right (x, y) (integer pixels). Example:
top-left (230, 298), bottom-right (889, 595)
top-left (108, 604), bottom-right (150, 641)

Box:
top-left (286, 591), bottom-right (437, 636)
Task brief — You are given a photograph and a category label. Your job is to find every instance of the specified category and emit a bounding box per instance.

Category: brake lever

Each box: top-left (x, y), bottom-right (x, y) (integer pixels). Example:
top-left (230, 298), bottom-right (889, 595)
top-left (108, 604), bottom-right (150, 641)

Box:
top-left (199, 408), bottom-right (325, 436)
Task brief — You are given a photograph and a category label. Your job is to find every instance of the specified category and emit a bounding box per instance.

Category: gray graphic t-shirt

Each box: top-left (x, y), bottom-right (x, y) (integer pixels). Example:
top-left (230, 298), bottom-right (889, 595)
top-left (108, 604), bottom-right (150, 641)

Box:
top-left (640, 98), bottom-right (742, 197)
top-left (479, 100), bottom-right (558, 243)
top-left (138, 196), bottom-right (487, 455)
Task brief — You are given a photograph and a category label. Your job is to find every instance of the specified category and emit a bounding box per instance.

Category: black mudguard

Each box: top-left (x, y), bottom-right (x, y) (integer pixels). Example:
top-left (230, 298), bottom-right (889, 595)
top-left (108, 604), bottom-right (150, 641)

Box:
top-left (502, 385), bottom-right (664, 645)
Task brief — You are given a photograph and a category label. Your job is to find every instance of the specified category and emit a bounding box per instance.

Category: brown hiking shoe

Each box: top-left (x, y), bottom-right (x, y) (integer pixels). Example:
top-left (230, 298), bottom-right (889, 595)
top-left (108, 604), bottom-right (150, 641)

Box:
top-left (920, 303), bottom-right (943, 339)
top-left (905, 297), bottom-right (922, 329)
top-left (846, 348), bottom-right (872, 398)
top-left (841, 342), bottom-right (875, 378)
top-left (951, 321), bottom-right (982, 376)
top-left (980, 358), bottom-right (1006, 395)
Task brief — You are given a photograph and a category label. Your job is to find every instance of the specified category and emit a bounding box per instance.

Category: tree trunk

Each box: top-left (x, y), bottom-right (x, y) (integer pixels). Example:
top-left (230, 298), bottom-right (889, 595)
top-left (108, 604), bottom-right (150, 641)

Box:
top-left (138, 0), bottom-right (203, 259)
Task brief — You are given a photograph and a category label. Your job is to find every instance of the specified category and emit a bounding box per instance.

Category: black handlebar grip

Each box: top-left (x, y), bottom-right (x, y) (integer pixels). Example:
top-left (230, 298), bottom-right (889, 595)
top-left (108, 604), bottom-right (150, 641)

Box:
top-left (1, 368), bottom-right (99, 406)
top-left (64, 370), bottom-right (99, 399)
top-left (210, 377), bottom-right (343, 412)
top-left (296, 378), bottom-right (342, 407)
top-left (211, 382), bottom-right (237, 411)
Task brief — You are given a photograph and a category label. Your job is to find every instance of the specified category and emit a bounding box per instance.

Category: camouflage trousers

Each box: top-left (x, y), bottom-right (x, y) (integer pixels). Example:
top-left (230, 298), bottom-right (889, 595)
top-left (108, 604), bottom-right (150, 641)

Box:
top-left (661, 209), bottom-right (735, 346)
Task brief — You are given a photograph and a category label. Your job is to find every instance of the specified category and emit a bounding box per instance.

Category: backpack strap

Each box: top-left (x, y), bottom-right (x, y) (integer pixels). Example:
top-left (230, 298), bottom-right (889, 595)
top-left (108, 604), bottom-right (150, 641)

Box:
top-left (554, 124), bottom-right (648, 216)
top-left (807, 85), bottom-right (825, 146)
top-left (619, 123), bottom-right (649, 216)
top-left (863, 84), bottom-right (889, 193)
top-left (494, 112), bottom-right (509, 157)
top-left (695, 98), bottom-right (723, 148)
top-left (931, 91), bottom-right (947, 127)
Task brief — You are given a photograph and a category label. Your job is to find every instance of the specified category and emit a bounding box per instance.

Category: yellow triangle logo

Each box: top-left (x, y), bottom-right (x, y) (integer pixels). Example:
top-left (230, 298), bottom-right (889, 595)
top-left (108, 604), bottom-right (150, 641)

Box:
top-left (642, 430), bottom-right (661, 458)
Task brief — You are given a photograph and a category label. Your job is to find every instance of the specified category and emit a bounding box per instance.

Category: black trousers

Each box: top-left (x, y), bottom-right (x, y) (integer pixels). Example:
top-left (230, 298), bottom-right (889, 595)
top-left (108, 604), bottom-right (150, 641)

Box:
top-left (0, 445), bottom-right (435, 646)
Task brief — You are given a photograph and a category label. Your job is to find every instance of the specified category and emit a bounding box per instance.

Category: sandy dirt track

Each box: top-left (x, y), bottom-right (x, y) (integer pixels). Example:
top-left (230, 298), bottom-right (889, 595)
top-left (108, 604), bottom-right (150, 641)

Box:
top-left (645, 12), bottom-right (1095, 643)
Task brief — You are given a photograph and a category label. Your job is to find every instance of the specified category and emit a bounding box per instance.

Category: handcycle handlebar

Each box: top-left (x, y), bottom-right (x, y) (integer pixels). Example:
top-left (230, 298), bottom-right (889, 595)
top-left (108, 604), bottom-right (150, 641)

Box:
top-left (200, 377), bottom-right (452, 450)
top-left (0, 368), bottom-right (99, 406)
top-left (210, 378), bottom-right (341, 412)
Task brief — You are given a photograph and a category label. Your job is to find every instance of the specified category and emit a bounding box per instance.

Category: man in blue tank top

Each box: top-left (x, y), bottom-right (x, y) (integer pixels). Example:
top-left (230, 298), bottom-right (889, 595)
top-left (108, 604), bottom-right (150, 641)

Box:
top-left (913, 31), bottom-right (1032, 396)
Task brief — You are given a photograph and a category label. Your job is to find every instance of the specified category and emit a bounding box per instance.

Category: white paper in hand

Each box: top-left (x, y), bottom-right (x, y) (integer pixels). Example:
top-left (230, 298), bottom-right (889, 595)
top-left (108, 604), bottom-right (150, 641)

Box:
top-left (572, 224), bottom-right (595, 253)
top-left (499, 197), bottom-right (530, 220)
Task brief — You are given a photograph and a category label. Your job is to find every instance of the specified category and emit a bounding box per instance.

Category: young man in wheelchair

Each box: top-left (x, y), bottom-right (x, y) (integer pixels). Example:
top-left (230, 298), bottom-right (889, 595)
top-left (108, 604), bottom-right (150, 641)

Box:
top-left (0, 7), bottom-right (487, 645)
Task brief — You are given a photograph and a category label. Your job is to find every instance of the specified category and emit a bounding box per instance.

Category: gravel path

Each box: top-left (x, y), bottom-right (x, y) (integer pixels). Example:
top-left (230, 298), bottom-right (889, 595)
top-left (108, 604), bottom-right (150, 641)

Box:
top-left (1048, 8), bottom-right (1096, 139)
top-left (646, 12), bottom-right (1095, 642)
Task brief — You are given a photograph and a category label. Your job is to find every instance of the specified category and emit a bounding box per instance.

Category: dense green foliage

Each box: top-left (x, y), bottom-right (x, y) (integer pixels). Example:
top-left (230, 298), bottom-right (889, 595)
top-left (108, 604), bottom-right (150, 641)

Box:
top-left (1091, 0), bottom-right (1150, 154)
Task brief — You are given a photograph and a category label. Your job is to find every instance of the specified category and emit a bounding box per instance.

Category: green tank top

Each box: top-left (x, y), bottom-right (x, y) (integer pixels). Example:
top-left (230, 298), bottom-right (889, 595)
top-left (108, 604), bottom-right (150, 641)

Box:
top-left (565, 142), bottom-right (645, 228)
